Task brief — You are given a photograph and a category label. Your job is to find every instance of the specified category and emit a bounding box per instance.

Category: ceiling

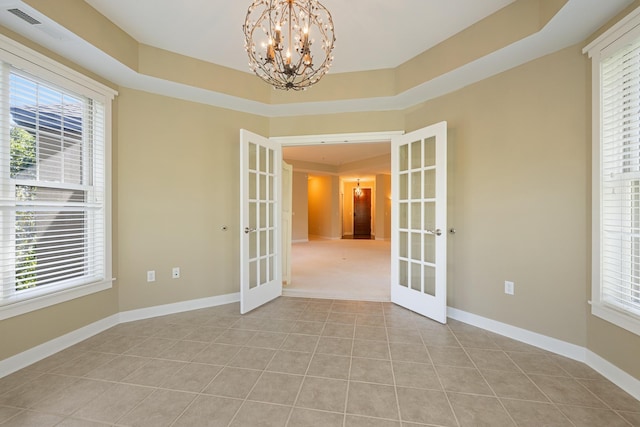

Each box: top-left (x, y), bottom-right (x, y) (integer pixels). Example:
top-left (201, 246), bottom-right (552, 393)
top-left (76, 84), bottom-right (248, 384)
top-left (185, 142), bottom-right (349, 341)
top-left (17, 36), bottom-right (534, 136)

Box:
top-left (0, 0), bottom-right (634, 178)
top-left (83, 0), bottom-right (517, 75)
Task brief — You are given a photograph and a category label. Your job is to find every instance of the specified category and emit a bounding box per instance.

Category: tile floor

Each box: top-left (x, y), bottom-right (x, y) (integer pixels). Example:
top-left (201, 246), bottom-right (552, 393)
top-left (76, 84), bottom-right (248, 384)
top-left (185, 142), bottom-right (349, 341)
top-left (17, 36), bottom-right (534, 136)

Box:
top-left (1, 297), bottom-right (639, 426)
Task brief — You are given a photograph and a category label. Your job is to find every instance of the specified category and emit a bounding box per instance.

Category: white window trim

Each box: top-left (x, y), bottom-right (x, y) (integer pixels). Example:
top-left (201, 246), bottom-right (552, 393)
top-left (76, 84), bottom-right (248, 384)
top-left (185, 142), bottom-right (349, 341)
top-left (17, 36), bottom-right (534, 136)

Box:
top-left (584, 7), bottom-right (640, 337)
top-left (0, 33), bottom-right (116, 321)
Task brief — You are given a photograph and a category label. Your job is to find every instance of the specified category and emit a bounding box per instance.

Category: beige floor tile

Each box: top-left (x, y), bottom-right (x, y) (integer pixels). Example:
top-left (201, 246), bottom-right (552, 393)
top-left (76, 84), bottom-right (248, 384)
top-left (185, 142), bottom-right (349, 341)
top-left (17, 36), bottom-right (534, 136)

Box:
top-left (352, 339), bottom-right (390, 360)
top-left (389, 342), bottom-right (431, 364)
top-left (501, 398), bottom-right (572, 427)
top-left (121, 359), bottom-right (186, 387)
top-left (347, 381), bottom-right (399, 419)
top-left (173, 395), bottom-right (242, 426)
top-left (427, 346), bottom-right (474, 368)
top-left (248, 372), bottom-right (304, 405)
top-left (354, 325), bottom-right (388, 341)
top-left (281, 334), bottom-right (320, 352)
top-left (245, 331), bottom-right (288, 349)
top-left (448, 392), bottom-right (515, 426)
top-left (0, 370), bottom-right (42, 395)
top-left (230, 401), bottom-right (291, 426)
top-left (230, 317), bottom-right (266, 331)
top-left (51, 352), bottom-right (115, 377)
top-left (157, 340), bottom-right (209, 362)
top-left (288, 408), bottom-right (344, 426)
top-left (214, 328), bottom-right (257, 346)
top-left (118, 388), bottom-right (196, 427)
top-left (0, 410), bottom-right (64, 427)
top-left (578, 378), bottom-right (640, 412)
top-left (297, 310), bottom-right (330, 322)
top-left (316, 337), bottom-right (353, 356)
top-left (345, 414), bottom-right (400, 427)
top-left (396, 387), bottom-right (456, 426)
top-left (307, 353), bottom-right (351, 379)
top-left (322, 323), bottom-right (356, 339)
top-left (0, 406), bottom-right (22, 423)
top-left (228, 347), bottom-right (276, 370)
top-left (152, 323), bottom-right (198, 340)
top-left (295, 376), bottom-right (348, 412)
top-left (0, 374), bottom-right (78, 408)
top-left (558, 404), bottom-right (631, 427)
top-left (529, 374), bottom-right (607, 408)
top-left (124, 337), bottom-right (179, 358)
top-left (548, 354), bottom-right (603, 380)
top-left (204, 315), bottom-right (241, 328)
top-left (489, 333), bottom-right (545, 353)
top-left (465, 348), bottom-right (520, 372)
top-left (327, 312), bottom-right (357, 325)
top-left (506, 352), bottom-right (569, 376)
top-left (350, 357), bottom-right (394, 385)
top-left (481, 369), bottom-right (549, 401)
top-left (419, 329), bottom-right (460, 348)
top-left (203, 367), bottom-right (262, 399)
top-left (435, 365), bottom-right (494, 395)
top-left (56, 418), bottom-right (112, 426)
top-left (191, 343), bottom-right (242, 365)
top-left (91, 334), bottom-right (144, 354)
top-left (73, 383), bottom-right (153, 424)
top-left (31, 378), bottom-right (112, 415)
top-left (619, 410), bottom-right (640, 426)
top-left (183, 326), bottom-right (227, 342)
top-left (266, 350), bottom-right (313, 375)
top-left (453, 331), bottom-right (500, 350)
top-left (290, 321), bottom-right (325, 335)
top-left (83, 355), bottom-right (149, 381)
top-left (161, 362), bottom-right (222, 392)
top-left (392, 361), bottom-right (442, 390)
top-left (258, 319), bottom-right (296, 333)
top-left (386, 327), bottom-right (421, 344)
top-left (356, 314), bottom-right (386, 327)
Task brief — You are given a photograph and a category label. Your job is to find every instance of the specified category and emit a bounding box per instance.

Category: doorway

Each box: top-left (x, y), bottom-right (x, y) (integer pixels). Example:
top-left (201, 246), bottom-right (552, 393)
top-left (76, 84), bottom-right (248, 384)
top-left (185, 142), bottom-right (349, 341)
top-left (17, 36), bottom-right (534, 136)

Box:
top-left (353, 188), bottom-right (372, 239)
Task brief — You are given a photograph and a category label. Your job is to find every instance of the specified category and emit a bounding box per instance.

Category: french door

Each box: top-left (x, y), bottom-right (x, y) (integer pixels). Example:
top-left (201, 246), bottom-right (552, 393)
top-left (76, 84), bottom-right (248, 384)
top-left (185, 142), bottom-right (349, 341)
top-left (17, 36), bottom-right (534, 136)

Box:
top-left (239, 129), bottom-right (282, 314)
top-left (391, 122), bottom-right (448, 323)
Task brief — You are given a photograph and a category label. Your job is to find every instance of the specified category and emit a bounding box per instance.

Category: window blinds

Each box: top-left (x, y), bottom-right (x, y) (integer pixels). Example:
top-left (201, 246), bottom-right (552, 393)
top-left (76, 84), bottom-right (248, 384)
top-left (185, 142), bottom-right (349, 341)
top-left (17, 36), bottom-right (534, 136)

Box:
top-left (601, 37), bottom-right (640, 317)
top-left (0, 68), bottom-right (106, 303)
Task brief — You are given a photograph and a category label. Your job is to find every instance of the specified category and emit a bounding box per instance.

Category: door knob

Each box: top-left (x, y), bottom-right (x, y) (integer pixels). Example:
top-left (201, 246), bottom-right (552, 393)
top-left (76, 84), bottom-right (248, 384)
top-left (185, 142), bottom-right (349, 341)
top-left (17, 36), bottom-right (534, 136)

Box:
top-left (244, 227), bottom-right (256, 234)
top-left (426, 228), bottom-right (442, 236)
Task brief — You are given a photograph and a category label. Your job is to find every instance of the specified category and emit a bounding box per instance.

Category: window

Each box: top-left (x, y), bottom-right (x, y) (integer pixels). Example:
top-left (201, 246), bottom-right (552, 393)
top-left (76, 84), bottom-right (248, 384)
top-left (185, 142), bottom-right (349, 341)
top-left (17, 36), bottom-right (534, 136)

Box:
top-left (585, 8), bottom-right (640, 336)
top-left (0, 35), bottom-right (115, 320)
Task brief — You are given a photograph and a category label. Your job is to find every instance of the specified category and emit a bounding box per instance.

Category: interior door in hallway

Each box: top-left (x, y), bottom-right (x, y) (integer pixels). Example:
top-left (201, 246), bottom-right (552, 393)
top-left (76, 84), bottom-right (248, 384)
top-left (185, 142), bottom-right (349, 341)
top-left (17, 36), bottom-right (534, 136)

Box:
top-left (240, 129), bottom-right (282, 314)
top-left (353, 188), bottom-right (371, 238)
top-left (391, 122), bottom-right (447, 323)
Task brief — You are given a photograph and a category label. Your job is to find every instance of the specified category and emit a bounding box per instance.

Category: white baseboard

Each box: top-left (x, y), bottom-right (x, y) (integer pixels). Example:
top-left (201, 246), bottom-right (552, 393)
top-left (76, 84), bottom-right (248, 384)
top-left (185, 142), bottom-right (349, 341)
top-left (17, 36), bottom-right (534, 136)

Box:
top-left (448, 307), bottom-right (640, 401)
top-left (0, 292), bottom-right (240, 379)
top-left (0, 314), bottom-right (119, 378)
top-left (119, 292), bottom-right (240, 323)
top-left (283, 288), bottom-right (390, 302)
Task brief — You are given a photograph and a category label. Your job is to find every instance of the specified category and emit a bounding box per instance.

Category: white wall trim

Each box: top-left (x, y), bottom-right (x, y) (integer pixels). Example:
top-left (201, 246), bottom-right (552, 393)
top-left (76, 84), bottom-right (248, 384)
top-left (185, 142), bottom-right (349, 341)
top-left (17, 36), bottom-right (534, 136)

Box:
top-left (448, 306), bottom-right (640, 401)
top-left (0, 292), bottom-right (240, 379)
top-left (119, 292), bottom-right (240, 323)
top-left (0, 313), bottom-right (118, 378)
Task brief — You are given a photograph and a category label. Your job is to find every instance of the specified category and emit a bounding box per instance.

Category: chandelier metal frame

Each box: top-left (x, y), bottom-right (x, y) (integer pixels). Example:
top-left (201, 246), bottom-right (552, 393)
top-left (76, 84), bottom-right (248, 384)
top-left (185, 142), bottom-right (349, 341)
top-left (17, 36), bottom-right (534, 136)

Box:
top-left (243, 0), bottom-right (336, 91)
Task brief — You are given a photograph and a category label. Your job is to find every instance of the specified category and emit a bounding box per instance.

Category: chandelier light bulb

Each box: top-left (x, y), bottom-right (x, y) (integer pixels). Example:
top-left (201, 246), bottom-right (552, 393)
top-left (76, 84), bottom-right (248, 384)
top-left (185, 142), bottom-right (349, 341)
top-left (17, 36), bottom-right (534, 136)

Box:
top-left (243, 0), bottom-right (336, 91)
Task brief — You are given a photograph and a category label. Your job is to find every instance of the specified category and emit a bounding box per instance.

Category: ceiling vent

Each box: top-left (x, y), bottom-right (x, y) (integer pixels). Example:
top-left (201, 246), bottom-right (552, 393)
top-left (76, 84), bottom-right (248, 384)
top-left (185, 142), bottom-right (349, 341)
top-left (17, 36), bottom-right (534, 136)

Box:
top-left (7, 8), bottom-right (40, 25)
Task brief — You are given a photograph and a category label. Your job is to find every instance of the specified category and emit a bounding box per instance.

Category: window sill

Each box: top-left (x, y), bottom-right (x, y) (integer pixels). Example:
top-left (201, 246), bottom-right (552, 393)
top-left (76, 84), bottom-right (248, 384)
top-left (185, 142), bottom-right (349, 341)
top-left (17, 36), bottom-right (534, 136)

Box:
top-left (0, 279), bottom-right (114, 321)
top-left (591, 302), bottom-right (640, 337)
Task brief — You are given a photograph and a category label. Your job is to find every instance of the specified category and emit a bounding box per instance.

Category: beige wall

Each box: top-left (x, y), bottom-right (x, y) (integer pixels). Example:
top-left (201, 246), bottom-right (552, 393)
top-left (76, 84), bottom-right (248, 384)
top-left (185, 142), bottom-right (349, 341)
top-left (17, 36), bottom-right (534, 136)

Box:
top-left (116, 88), bottom-right (268, 311)
top-left (307, 175), bottom-right (340, 239)
top-left (292, 171), bottom-right (309, 242)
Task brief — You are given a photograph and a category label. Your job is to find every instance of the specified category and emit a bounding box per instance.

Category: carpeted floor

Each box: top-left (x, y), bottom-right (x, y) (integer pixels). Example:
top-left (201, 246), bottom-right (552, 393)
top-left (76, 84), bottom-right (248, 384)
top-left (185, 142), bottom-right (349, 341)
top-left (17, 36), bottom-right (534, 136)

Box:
top-left (284, 237), bottom-right (391, 301)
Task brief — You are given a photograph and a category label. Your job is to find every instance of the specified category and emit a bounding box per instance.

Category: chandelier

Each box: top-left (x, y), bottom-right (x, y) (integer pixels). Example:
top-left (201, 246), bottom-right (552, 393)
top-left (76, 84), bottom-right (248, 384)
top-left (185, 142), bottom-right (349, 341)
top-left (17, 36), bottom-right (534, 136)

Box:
top-left (243, 0), bottom-right (336, 91)
top-left (355, 179), bottom-right (363, 197)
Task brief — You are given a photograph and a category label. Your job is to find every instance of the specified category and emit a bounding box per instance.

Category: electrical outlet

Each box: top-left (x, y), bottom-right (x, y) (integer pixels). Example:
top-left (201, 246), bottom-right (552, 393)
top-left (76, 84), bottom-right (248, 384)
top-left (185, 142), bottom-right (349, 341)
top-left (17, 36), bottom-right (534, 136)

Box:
top-left (504, 280), bottom-right (514, 295)
top-left (147, 270), bottom-right (156, 282)
top-left (172, 267), bottom-right (180, 279)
